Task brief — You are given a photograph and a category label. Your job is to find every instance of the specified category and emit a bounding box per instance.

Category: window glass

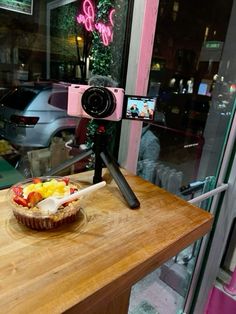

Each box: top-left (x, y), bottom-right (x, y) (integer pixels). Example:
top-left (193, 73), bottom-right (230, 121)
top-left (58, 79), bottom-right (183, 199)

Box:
top-left (48, 0), bottom-right (128, 84)
top-left (138, 0), bottom-right (234, 189)
top-left (0, 0), bottom-right (130, 186)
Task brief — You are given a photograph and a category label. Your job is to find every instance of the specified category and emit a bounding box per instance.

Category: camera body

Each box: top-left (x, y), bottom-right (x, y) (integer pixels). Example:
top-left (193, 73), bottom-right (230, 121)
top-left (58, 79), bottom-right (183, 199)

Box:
top-left (68, 84), bottom-right (125, 121)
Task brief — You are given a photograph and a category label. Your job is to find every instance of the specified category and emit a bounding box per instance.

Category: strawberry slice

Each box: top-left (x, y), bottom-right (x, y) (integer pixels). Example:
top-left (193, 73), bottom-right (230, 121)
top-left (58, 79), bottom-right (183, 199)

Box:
top-left (32, 178), bottom-right (42, 184)
top-left (62, 177), bottom-right (70, 185)
top-left (62, 188), bottom-right (79, 207)
top-left (12, 186), bottom-right (23, 196)
top-left (27, 191), bottom-right (43, 207)
top-left (13, 195), bottom-right (28, 207)
top-left (70, 187), bottom-right (78, 194)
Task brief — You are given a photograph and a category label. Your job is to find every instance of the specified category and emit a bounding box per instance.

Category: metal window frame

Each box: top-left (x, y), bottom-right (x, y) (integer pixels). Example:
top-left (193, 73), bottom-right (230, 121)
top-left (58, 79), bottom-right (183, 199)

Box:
top-left (185, 110), bottom-right (236, 314)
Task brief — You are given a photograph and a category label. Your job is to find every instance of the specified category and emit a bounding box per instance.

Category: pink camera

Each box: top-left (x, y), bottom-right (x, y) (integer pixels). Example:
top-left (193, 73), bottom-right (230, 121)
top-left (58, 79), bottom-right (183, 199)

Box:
top-left (68, 84), bottom-right (125, 121)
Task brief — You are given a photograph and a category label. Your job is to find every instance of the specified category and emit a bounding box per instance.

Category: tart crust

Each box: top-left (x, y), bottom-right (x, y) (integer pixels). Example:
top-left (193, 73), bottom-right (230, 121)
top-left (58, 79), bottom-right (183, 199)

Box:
top-left (12, 201), bottom-right (81, 230)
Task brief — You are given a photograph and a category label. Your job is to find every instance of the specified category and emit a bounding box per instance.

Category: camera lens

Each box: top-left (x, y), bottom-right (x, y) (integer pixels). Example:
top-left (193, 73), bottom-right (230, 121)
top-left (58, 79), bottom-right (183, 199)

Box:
top-left (81, 87), bottom-right (116, 118)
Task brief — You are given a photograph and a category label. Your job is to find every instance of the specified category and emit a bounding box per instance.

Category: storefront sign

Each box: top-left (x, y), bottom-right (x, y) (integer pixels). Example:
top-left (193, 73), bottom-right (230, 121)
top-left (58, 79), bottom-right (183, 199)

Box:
top-left (0, 0), bottom-right (33, 15)
top-left (76, 0), bottom-right (115, 46)
top-left (199, 40), bottom-right (223, 62)
top-left (204, 41), bottom-right (222, 49)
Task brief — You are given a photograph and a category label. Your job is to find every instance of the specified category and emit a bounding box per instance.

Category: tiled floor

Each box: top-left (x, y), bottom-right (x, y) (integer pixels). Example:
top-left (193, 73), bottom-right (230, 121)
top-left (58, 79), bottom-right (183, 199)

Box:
top-left (128, 245), bottom-right (197, 314)
top-left (128, 267), bottom-right (184, 314)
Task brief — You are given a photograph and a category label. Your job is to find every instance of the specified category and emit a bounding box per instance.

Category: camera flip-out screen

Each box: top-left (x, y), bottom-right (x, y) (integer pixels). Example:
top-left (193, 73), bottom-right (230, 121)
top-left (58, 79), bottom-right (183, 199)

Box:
top-left (125, 95), bottom-right (157, 121)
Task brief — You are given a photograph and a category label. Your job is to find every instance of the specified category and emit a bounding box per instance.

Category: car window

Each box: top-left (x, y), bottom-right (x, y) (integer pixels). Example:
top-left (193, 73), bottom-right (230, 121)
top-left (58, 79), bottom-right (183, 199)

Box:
top-left (0, 88), bottom-right (38, 110)
top-left (49, 91), bottom-right (68, 110)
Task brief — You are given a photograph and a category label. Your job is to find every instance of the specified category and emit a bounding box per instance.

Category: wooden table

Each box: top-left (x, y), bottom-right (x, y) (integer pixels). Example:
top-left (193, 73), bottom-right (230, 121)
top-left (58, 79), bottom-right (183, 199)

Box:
top-left (0, 170), bottom-right (213, 313)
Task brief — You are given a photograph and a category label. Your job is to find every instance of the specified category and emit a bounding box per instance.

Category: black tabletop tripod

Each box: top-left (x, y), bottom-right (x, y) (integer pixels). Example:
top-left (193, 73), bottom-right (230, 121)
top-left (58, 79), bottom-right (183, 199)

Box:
top-left (46, 120), bottom-right (140, 209)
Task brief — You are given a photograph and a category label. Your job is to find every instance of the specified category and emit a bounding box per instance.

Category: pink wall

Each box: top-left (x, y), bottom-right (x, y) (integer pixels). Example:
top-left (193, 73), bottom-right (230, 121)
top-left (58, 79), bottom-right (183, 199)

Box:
top-left (204, 287), bottom-right (236, 314)
top-left (123, 0), bottom-right (159, 173)
top-left (135, 1), bottom-right (159, 95)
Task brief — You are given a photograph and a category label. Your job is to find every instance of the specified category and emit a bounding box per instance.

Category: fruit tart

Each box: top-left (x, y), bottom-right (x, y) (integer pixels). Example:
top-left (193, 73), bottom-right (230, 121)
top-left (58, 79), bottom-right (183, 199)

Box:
top-left (8, 176), bottom-right (82, 230)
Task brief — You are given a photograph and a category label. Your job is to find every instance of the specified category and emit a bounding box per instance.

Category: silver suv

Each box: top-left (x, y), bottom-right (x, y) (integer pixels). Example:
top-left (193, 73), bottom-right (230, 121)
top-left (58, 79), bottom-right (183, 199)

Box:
top-left (0, 83), bottom-right (80, 149)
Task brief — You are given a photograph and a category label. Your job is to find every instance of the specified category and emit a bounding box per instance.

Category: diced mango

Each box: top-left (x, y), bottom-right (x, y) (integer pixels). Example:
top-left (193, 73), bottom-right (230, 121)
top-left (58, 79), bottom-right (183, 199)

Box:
top-left (23, 179), bottom-right (71, 199)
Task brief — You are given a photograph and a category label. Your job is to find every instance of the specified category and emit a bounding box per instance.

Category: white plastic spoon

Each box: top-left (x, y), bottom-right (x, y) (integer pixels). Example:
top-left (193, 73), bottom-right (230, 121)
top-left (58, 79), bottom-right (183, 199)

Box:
top-left (37, 181), bottom-right (106, 215)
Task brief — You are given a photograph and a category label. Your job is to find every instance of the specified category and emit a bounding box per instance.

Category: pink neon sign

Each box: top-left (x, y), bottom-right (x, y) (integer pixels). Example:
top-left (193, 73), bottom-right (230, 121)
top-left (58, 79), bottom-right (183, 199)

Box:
top-left (76, 0), bottom-right (115, 46)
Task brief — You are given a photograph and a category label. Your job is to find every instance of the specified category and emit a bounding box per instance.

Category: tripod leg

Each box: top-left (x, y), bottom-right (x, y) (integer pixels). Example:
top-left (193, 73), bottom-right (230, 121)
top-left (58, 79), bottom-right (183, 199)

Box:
top-left (93, 153), bottom-right (103, 183)
top-left (100, 150), bottom-right (140, 209)
top-left (93, 132), bottom-right (104, 184)
top-left (45, 149), bottom-right (93, 176)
